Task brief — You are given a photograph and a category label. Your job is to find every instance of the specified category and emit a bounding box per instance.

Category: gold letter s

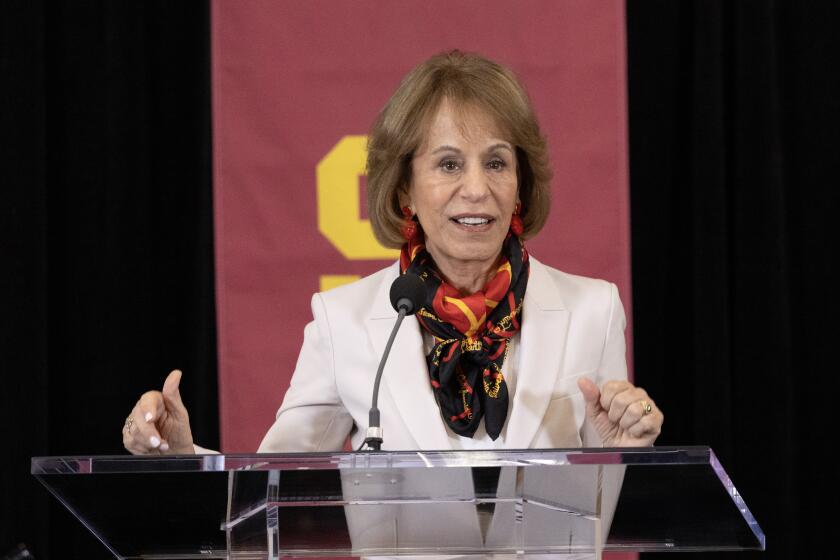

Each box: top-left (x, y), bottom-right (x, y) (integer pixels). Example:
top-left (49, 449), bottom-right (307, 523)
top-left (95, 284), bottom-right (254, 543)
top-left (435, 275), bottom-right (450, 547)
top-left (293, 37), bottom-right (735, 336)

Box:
top-left (316, 135), bottom-right (399, 260)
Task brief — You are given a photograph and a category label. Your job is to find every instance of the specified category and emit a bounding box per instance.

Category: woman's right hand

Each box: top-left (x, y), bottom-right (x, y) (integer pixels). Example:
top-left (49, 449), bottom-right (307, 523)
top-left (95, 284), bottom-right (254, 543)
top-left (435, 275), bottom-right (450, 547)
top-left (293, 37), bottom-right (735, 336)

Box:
top-left (123, 369), bottom-right (195, 455)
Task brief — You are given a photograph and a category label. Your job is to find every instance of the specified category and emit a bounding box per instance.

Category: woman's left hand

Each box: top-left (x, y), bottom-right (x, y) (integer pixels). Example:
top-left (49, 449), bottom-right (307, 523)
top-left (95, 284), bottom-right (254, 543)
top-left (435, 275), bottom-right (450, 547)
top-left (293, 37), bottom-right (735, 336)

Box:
top-left (577, 378), bottom-right (663, 447)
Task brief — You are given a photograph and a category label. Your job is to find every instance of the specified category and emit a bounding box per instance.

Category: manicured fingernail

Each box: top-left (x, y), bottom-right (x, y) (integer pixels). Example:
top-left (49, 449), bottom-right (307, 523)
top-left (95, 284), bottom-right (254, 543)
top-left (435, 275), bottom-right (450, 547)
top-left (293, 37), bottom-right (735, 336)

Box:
top-left (160, 442), bottom-right (170, 452)
top-left (144, 411), bottom-right (153, 422)
top-left (150, 436), bottom-right (161, 448)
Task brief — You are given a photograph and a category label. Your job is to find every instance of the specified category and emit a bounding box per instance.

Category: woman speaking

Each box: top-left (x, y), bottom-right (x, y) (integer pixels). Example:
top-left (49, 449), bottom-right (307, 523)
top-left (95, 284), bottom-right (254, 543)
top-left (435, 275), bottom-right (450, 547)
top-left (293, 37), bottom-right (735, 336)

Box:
top-left (122, 51), bottom-right (663, 455)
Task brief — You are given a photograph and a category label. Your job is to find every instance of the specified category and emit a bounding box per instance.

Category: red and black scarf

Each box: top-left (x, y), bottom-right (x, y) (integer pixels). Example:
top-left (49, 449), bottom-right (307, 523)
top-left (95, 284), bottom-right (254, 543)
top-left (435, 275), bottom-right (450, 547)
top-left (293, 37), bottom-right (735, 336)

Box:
top-left (399, 234), bottom-right (529, 440)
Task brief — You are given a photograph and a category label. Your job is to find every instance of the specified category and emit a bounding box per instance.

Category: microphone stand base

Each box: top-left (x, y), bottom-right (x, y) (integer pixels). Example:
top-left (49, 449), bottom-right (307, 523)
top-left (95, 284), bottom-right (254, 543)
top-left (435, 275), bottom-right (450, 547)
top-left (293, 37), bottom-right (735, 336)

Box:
top-left (362, 437), bottom-right (382, 451)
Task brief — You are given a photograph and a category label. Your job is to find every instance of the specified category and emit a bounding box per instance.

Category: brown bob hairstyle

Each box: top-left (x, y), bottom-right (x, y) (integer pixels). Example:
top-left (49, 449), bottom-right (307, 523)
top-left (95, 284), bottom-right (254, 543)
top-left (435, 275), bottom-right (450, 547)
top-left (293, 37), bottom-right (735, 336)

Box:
top-left (367, 50), bottom-right (552, 249)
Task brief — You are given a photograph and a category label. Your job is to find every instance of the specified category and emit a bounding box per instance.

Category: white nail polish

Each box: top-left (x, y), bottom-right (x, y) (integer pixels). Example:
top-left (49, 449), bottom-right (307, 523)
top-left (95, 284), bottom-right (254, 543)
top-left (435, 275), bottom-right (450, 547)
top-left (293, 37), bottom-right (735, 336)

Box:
top-left (150, 436), bottom-right (161, 448)
top-left (160, 442), bottom-right (170, 452)
top-left (144, 411), bottom-right (153, 422)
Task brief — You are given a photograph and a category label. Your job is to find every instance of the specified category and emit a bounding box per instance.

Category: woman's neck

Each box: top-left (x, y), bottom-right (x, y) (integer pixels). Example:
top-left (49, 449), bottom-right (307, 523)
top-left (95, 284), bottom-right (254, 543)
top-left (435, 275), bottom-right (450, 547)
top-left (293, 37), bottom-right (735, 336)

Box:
top-left (429, 252), bottom-right (501, 295)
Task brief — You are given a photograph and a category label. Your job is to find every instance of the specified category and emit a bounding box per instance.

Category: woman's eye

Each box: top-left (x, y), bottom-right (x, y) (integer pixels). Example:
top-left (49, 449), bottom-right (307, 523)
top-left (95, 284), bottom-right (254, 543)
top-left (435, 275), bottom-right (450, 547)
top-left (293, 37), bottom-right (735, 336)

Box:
top-left (487, 159), bottom-right (507, 171)
top-left (439, 159), bottom-right (460, 172)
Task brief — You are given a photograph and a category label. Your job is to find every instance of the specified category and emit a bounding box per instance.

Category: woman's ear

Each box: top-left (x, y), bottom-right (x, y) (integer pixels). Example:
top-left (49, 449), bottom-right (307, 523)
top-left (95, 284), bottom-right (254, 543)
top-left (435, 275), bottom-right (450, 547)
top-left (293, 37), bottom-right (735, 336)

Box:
top-left (398, 185), bottom-right (411, 210)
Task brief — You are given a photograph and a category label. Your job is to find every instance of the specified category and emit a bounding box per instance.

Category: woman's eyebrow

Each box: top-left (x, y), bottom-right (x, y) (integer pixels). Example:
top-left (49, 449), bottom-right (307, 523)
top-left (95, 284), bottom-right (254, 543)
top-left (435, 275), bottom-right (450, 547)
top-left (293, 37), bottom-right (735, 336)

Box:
top-left (430, 143), bottom-right (513, 155)
top-left (487, 143), bottom-right (514, 153)
top-left (430, 144), bottom-right (462, 155)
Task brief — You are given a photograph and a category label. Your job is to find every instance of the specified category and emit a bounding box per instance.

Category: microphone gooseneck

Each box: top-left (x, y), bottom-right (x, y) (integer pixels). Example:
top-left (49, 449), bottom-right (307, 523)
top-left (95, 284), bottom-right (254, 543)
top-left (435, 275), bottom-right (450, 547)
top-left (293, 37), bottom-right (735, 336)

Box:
top-left (363, 273), bottom-right (425, 451)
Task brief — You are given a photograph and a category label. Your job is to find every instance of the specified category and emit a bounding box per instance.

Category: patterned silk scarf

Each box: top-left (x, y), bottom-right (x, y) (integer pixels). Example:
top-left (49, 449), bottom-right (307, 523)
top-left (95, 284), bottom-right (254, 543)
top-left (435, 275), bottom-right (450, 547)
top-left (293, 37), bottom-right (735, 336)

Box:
top-left (399, 234), bottom-right (529, 439)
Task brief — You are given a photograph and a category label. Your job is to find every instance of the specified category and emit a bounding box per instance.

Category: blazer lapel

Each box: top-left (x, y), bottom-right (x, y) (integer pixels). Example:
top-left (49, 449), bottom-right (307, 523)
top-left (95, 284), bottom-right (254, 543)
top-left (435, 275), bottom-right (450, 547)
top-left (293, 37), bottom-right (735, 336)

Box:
top-left (365, 266), bottom-right (452, 450)
top-left (504, 258), bottom-right (570, 449)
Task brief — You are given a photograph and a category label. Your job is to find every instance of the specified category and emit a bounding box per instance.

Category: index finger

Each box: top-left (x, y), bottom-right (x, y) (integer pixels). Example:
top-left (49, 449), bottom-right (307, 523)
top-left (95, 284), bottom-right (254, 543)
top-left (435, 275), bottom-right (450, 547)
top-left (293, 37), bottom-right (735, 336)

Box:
top-left (126, 402), bottom-right (164, 453)
top-left (137, 390), bottom-right (165, 424)
top-left (599, 380), bottom-right (634, 412)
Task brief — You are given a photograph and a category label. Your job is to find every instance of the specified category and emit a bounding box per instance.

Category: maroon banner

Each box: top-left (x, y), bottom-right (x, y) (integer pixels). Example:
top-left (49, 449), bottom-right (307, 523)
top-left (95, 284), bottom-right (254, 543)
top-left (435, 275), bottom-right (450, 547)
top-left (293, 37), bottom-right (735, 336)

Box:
top-left (212, 0), bottom-right (632, 454)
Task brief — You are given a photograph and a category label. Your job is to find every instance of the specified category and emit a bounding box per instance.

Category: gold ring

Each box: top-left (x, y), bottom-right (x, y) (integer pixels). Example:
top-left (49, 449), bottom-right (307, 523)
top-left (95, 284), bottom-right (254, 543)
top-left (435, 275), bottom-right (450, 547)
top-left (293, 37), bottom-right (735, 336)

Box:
top-left (124, 416), bottom-right (134, 433)
top-left (640, 401), bottom-right (653, 416)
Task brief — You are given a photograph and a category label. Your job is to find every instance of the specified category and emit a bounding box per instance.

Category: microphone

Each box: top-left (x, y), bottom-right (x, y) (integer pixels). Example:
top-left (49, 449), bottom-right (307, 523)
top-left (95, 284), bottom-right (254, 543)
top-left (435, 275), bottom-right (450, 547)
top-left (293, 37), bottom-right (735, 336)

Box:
top-left (389, 272), bottom-right (426, 315)
top-left (363, 273), bottom-right (425, 451)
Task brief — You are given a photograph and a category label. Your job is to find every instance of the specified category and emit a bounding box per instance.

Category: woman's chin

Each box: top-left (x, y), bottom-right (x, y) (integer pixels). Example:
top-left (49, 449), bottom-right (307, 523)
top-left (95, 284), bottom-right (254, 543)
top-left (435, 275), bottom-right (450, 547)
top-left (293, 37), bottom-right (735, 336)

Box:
top-left (440, 241), bottom-right (505, 267)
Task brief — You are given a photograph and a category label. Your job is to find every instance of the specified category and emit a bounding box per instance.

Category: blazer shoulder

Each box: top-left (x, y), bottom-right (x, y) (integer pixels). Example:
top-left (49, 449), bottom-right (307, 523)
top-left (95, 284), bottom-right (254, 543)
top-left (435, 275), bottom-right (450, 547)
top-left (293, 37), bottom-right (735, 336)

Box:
top-left (530, 257), bottom-right (618, 312)
top-left (316, 261), bottom-right (399, 318)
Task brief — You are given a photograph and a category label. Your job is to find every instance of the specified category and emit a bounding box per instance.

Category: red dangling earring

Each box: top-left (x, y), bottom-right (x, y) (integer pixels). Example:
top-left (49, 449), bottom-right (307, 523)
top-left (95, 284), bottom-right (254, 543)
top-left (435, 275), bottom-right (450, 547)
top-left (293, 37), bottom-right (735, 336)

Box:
top-left (510, 202), bottom-right (524, 236)
top-left (401, 206), bottom-right (419, 241)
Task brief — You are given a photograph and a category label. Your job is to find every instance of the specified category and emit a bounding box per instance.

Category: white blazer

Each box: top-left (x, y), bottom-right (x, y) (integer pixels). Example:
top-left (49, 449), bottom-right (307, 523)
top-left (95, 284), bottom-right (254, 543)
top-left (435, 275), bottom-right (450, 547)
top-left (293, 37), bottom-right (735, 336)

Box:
top-left (258, 257), bottom-right (627, 452)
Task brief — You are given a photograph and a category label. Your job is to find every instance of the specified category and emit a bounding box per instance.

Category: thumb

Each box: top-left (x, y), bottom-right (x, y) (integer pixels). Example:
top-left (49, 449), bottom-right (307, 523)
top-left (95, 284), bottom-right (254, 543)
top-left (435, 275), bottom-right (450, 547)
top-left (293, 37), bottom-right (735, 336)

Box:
top-left (577, 377), bottom-right (603, 416)
top-left (162, 369), bottom-right (186, 415)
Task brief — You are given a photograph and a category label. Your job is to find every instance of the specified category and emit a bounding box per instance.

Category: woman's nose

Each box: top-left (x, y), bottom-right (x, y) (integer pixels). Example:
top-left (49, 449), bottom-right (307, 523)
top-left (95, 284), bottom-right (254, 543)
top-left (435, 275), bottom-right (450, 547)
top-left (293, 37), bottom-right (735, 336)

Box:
top-left (459, 163), bottom-right (490, 201)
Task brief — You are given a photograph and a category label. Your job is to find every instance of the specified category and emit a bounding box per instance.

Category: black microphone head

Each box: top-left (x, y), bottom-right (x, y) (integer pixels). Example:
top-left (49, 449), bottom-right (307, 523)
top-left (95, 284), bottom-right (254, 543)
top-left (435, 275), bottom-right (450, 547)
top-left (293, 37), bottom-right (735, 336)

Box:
top-left (389, 273), bottom-right (426, 315)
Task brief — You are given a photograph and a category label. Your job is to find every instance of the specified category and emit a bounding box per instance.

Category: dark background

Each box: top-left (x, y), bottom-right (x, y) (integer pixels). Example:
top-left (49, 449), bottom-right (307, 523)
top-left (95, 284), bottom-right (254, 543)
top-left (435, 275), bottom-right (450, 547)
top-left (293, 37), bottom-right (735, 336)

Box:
top-left (2, 2), bottom-right (218, 558)
top-left (2, 1), bottom-right (836, 558)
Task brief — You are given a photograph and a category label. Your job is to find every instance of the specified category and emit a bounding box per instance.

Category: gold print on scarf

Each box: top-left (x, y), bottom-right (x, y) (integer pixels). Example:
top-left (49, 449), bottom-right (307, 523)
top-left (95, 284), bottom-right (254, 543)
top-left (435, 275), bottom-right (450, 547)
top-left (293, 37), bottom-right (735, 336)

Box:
top-left (483, 341), bottom-right (510, 398)
top-left (417, 308), bottom-right (440, 322)
top-left (457, 371), bottom-right (473, 420)
top-left (483, 363), bottom-right (506, 398)
top-left (461, 337), bottom-right (483, 352)
top-left (492, 300), bottom-right (524, 335)
top-left (430, 338), bottom-right (457, 366)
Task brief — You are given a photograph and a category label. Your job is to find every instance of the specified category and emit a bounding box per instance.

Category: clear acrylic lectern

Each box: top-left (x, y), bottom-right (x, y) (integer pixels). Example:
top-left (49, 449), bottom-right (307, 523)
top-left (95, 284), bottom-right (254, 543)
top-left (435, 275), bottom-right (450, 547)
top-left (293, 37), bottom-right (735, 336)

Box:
top-left (32, 446), bottom-right (764, 559)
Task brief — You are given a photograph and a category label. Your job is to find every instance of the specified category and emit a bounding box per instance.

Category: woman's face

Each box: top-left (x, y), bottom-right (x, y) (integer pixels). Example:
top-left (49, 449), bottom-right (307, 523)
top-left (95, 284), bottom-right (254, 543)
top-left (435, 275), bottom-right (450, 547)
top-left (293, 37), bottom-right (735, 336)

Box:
top-left (406, 99), bottom-right (518, 275)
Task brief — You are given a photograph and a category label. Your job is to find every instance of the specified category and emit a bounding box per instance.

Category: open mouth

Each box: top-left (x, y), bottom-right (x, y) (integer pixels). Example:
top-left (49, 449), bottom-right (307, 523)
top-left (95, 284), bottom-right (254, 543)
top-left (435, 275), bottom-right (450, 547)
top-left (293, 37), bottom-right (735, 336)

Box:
top-left (451, 216), bottom-right (494, 227)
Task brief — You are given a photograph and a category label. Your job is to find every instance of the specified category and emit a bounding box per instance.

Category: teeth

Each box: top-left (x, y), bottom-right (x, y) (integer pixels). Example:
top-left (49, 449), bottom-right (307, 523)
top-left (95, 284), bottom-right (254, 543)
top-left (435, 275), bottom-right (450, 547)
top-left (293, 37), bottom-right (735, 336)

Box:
top-left (456, 217), bottom-right (490, 226)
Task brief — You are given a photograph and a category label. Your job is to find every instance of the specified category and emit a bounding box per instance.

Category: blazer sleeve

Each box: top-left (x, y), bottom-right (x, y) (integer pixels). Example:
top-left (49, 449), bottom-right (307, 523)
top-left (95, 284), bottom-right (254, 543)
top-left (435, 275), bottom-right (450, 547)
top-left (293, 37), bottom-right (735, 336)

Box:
top-left (257, 293), bottom-right (354, 452)
top-left (581, 282), bottom-right (629, 447)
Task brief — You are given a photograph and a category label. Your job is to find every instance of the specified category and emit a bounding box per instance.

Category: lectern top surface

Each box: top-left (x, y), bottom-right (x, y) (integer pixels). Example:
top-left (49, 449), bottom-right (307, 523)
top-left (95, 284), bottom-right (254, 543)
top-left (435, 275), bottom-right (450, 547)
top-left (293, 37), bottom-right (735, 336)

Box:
top-left (32, 445), bottom-right (713, 474)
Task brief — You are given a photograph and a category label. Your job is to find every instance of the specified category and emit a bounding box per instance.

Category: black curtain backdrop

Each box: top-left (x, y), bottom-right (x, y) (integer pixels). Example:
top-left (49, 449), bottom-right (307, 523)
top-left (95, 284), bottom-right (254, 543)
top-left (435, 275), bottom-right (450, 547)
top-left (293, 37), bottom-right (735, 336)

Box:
top-left (628, 1), bottom-right (837, 558)
top-left (1, 2), bottom-right (217, 558)
top-left (2, 1), bottom-right (837, 559)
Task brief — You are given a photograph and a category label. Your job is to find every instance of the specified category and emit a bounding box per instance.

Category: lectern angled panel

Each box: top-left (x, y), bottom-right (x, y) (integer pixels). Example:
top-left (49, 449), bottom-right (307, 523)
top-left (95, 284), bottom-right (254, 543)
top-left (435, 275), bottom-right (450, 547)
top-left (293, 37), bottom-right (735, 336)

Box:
top-left (32, 447), bottom-right (764, 559)
top-left (34, 457), bottom-right (229, 557)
